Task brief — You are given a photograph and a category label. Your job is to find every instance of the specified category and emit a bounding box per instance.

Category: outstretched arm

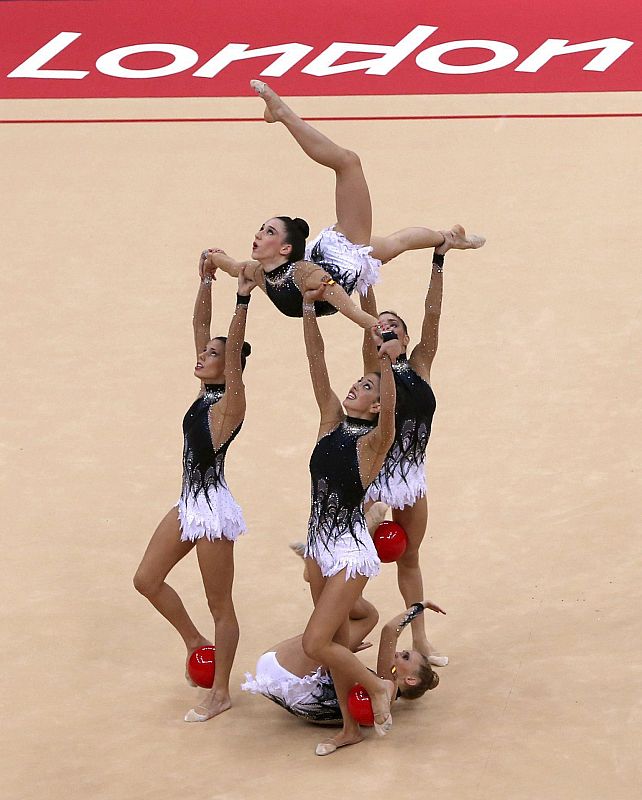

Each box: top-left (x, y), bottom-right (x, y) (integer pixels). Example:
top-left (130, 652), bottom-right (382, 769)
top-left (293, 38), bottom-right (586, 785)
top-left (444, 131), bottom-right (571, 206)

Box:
top-left (201, 249), bottom-right (262, 284)
top-left (376, 601), bottom-right (446, 678)
top-left (360, 287), bottom-right (380, 374)
top-left (302, 289), bottom-right (344, 435)
top-left (409, 253), bottom-right (444, 382)
top-left (193, 252), bottom-right (213, 357)
top-left (209, 268), bottom-right (256, 447)
top-left (357, 334), bottom-right (402, 484)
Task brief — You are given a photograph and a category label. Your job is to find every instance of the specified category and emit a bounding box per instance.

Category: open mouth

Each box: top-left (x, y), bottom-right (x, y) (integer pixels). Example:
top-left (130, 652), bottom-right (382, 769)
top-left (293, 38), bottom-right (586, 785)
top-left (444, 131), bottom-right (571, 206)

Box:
top-left (346, 390), bottom-right (356, 400)
top-left (195, 362), bottom-right (203, 370)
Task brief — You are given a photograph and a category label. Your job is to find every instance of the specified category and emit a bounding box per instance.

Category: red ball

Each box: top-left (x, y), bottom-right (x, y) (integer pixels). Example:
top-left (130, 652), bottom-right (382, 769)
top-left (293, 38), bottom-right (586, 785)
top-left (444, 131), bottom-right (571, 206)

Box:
top-left (347, 683), bottom-right (374, 726)
top-left (188, 645), bottom-right (216, 688)
top-left (373, 521), bottom-right (408, 562)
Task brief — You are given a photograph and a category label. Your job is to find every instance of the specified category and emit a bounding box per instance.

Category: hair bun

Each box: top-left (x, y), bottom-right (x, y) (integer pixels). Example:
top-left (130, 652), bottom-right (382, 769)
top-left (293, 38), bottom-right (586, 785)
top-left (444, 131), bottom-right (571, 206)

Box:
top-left (293, 217), bottom-right (310, 238)
top-left (241, 342), bottom-right (252, 358)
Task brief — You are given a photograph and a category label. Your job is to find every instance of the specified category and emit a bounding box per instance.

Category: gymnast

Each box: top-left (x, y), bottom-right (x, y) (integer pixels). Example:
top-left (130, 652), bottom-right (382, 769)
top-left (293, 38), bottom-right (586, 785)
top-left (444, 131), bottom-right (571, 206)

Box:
top-left (359, 245), bottom-right (461, 666)
top-left (284, 281), bottom-right (407, 755)
top-left (242, 598), bottom-right (445, 755)
top-left (133, 257), bottom-right (256, 721)
top-left (200, 81), bottom-right (483, 327)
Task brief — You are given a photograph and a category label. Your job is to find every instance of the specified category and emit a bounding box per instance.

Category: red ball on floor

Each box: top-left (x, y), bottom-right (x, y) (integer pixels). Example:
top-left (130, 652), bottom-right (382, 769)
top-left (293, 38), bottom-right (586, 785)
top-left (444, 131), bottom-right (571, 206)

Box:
top-left (347, 683), bottom-right (374, 726)
top-left (373, 521), bottom-right (408, 562)
top-left (188, 645), bottom-right (216, 688)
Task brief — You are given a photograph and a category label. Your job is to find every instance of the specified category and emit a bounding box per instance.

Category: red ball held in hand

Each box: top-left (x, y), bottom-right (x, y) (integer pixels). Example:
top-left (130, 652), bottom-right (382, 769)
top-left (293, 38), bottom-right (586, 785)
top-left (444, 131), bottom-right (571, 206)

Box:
top-left (188, 645), bottom-right (216, 688)
top-left (373, 521), bottom-right (408, 562)
top-left (347, 683), bottom-right (375, 726)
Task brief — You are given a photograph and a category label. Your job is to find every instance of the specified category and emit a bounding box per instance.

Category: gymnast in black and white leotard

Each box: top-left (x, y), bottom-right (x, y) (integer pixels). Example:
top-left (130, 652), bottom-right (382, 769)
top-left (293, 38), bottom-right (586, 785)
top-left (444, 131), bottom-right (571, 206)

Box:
top-left (360, 246), bottom-right (461, 666)
top-left (133, 260), bottom-right (257, 723)
top-left (291, 286), bottom-right (404, 755)
top-left (242, 597), bottom-right (444, 750)
top-left (201, 82), bottom-right (484, 329)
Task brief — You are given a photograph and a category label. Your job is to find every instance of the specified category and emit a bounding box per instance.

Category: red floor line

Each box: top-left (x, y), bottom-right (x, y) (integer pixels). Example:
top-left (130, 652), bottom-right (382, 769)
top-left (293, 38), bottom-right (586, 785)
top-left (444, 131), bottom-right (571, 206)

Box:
top-left (0, 112), bottom-right (641, 124)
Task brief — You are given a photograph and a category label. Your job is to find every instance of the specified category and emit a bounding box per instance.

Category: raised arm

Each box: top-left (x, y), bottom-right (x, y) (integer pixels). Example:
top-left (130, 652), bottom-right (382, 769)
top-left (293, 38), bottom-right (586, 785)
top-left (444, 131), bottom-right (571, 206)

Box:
top-left (408, 252), bottom-right (444, 382)
top-left (357, 334), bottom-right (402, 485)
top-left (376, 601), bottom-right (446, 678)
top-left (193, 252), bottom-right (213, 357)
top-left (302, 289), bottom-right (343, 435)
top-left (359, 287), bottom-right (380, 374)
top-left (209, 268), bottom-right (256, 447)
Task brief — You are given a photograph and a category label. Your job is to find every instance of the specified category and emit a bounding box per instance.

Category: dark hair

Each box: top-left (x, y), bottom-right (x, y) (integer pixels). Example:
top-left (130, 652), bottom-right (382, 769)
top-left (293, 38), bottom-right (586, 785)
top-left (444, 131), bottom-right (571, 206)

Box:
top-left (276, 216), bottom-right (310, 262)
top-left (398, 655), bottom-right (439, 700)
top-left (379, 310), bottom-right (408, 336)
top-left (214, 337), bottom-right (252, 371)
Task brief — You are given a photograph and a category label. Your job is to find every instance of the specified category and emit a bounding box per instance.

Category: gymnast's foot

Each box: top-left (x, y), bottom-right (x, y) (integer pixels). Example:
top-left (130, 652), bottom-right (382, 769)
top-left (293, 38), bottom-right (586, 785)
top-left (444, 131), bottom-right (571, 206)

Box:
top-left (289, 541), bottom-right (310, 583)
top-left (437, 224), bottom-right (486, 255)
top-left (250, 80), bottom-right (290, 124)
top-left (414, 636), bottom-right (449, 667)
top-left (371, 679), bottom-right (395, 737)
top-left (185, 638), bottom-right (213, 687)
top-left (316, 729), bottom-right (364, 756)
top-left (184, 688), bottom-right (231, 722)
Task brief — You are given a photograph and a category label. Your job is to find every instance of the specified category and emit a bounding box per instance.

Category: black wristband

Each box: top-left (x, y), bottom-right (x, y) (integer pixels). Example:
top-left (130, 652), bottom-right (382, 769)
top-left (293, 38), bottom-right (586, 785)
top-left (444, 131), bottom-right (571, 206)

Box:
top-left (396, 602), bottom-right (425, 633)
top-left (432, 252), bottom-right (445, 270)
top-left (236, 293), bottom-right (251, 306)
top-left (381, 330), bottom-right (398, 343)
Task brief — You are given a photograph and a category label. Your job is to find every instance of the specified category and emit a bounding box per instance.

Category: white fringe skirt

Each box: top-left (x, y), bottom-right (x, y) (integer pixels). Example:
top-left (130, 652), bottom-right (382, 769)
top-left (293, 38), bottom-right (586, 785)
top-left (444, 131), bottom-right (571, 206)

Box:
top-left (305, 226), bottom-right (381, 296)
top-left (176, 484), bottom-right (246, 542)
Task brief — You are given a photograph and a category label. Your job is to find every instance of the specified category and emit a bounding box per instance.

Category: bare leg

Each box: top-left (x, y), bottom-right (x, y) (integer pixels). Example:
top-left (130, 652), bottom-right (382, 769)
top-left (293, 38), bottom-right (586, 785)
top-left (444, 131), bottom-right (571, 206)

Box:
top-left (251, 80), bottom-right (372, 246)
top-left (315, 616), bottom-right (364, 756)
top-left (302, 568), bottom-right (393, 734)
top-left (370, 223), bottom-right (485, 264)
top-left (392, 498), bottom-right (448, 666)
top-left (348, 596), bottom-right (379, 652)
top-left (184, 537), bottom-right (238, 721)
top-left (133, 508), bottom-right (211, 683)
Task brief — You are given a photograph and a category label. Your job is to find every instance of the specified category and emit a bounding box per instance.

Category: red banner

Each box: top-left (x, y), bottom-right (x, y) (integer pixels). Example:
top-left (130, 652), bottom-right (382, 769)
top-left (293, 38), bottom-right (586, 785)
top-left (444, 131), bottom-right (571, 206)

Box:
top-left (0, 0), bottom-right (639, 99)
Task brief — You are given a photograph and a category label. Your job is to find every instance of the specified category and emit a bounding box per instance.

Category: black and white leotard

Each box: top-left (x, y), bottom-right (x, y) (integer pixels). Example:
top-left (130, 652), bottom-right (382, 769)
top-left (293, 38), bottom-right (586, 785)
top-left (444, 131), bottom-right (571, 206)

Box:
top-left (262, 227), bottom-right (382, 318)
top-left (365, 356), bottom-right (436, 509)
top-left (305, 416), bottom-right (380, 579)
top-left (242, 651), bottom-right (341, 725)
top-left (177, 383), bottom-right (246, 541)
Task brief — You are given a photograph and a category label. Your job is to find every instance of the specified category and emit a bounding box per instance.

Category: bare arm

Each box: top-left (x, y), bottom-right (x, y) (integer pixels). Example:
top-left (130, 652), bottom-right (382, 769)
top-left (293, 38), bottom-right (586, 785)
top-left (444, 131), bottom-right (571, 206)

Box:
top-left (302, 291), bottom-right (344, 436)
top-left (409, 254), bottom-right (444, 382)
top-left (209, 268), bottom-right (256, 446)
top-left (201, 249), bottom-right (262, 284)
top-left (294, 261), bottom-right (378, 331)
top-left (376, 601), bottom-right (447, 678)
top-left (357, 337), bottom-right (402, 485)
top-left (360, 287), bottom-right (380, 374)
top-left (193, 252), bottom-right (213, 357)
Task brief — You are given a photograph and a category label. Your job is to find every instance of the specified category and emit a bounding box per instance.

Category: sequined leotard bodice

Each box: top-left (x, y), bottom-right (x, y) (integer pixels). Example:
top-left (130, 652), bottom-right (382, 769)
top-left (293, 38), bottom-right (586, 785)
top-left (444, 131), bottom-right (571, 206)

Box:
top-left (386, 356), bottom-right (436, 476)
top-left (263, 242), bottom-right (359, 318)
top-left (181, 383), bottom-right (242, 501)
top-left (307, 416), bottom-right (376, 551)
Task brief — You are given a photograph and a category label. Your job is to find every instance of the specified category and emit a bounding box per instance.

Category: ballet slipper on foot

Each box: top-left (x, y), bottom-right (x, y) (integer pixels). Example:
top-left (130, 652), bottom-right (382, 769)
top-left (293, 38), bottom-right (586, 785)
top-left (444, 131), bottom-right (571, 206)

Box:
top-left (315, 734), bottom-right (363, 756)
top-left (436, 224), bottom-right (486, 255)
top-left (184, 706), bottom-right (210, 723)
top-left (428, 654), bottom-right (449, 668)
top-left (289, 541), bottom-right (306, 559)
top-left (249, 79), bottom-right (266, 95)
top-left (249, 79), bottom-right (286, 123)
top-left (316, 740), bottom-right (338, 756)
top-left (372, 680), bottom-right (395, 737)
